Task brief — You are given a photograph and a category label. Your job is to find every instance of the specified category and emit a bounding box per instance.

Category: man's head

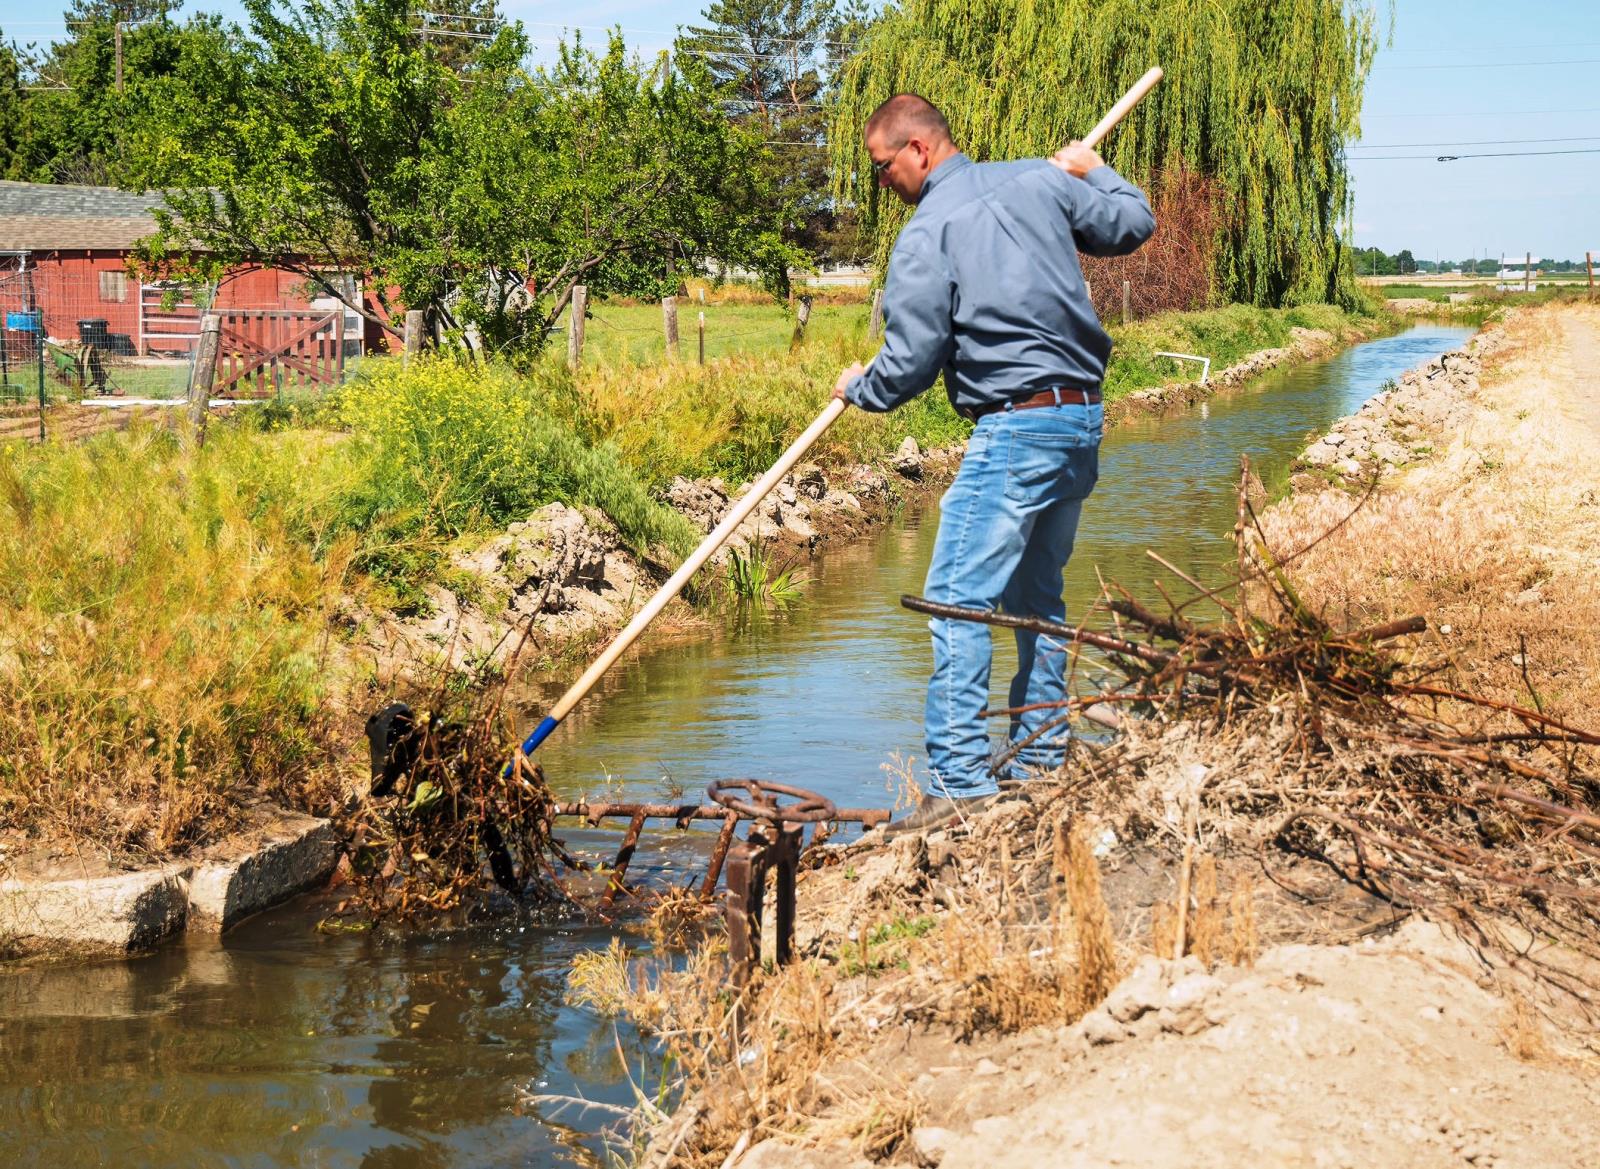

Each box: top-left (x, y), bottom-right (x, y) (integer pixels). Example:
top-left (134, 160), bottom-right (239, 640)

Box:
top-left (864, 94), bottom-right (958, 205)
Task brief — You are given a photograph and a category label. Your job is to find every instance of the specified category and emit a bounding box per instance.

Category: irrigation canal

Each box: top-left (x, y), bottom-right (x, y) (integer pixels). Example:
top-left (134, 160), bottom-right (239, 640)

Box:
top-left (0, 323), bottom-right (1473, 1167)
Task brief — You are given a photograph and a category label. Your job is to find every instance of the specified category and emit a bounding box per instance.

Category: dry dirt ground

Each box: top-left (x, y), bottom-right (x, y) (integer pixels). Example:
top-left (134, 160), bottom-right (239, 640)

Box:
top-left (630, 303), bottom-right (1600, 1169)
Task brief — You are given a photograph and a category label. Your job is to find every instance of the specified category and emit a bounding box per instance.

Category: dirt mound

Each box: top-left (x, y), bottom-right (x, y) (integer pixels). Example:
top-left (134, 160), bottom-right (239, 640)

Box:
top-left (919, 924), bottom-right (1597, 1169)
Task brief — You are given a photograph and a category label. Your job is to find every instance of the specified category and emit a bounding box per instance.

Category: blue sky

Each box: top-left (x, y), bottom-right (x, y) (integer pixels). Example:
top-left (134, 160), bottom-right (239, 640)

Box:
top-left (4, 0), bottom-right (1596, 262)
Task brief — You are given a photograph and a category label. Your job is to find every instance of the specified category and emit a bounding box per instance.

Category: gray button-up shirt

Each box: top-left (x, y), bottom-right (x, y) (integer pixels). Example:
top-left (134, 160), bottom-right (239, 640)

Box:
top-left (845, 154), bottom-right (1154, 415)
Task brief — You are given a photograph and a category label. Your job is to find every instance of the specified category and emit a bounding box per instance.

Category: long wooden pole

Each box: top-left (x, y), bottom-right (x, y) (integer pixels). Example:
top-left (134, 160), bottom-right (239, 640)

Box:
top-left (1079, 66), bottom-right (1163, 149)
top-left (512, 65), bottom-right (1164, 760)
top-left (518, 398), bottom-right (848, 753)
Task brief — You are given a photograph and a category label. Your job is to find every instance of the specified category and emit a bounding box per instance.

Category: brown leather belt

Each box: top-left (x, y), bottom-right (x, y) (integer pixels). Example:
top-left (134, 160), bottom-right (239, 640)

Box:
top-left (962, 387), bottom-right (1102, 421)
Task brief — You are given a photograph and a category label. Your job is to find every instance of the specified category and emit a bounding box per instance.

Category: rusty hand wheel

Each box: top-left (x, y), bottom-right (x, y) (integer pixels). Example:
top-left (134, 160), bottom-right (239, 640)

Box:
top-left (707, 779), bottom-right (838, 824)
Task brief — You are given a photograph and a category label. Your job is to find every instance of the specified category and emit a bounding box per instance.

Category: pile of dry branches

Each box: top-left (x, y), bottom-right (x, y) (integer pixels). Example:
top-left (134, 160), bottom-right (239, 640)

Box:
top-left (962, 464), bottom-right (1600, 1000)
top-left (331, 608), bottom-right (582, 923)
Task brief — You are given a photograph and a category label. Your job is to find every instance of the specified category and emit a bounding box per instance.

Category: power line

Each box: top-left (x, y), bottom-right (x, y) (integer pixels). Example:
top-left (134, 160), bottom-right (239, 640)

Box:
top-left (1373, 57), bottom-right (1600, 71)
top-left (1380, 40), bottom-right (1600, 54)
top-left (516, 20), bottom-right (858, 50)
top-left (1352, 135), bottom-right (1600, 149)
top-left (1365, 106), bottom-right (1600, 119)
top-left (1347, 147), bottom-right (1600, 160)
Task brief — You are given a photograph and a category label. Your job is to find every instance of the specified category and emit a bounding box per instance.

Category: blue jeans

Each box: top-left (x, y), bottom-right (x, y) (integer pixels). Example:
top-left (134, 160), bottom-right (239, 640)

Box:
top-left (923, 400), bottom-right (1102, 798)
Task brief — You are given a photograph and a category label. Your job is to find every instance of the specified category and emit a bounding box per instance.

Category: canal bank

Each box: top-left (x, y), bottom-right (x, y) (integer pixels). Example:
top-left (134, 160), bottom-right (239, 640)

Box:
top-left (0, 320), bottom-right (1498, 1168)
top-left (0, 306), bottom-right (1397, 965)
top-left (623, 304), bottom-right (1600, 1169)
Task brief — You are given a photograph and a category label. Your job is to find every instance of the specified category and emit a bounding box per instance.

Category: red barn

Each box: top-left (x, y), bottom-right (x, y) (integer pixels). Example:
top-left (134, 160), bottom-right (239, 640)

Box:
top-left (0, 180), bottom-right (372, 373)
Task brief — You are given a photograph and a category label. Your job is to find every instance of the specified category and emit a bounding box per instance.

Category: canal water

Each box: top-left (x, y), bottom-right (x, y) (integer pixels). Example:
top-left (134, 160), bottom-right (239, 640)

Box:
top-left (0, 323), bottom-right (1472, 1168)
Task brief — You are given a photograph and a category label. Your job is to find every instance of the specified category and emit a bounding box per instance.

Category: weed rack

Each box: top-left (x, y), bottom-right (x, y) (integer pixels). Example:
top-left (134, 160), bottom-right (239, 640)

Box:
top-left (553, 780), bottom-right (889, 983)
top-left (360, 702), bottom-right (889, 979)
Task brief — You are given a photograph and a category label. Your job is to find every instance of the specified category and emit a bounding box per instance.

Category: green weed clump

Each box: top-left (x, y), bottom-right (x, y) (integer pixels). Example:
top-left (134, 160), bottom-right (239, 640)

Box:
top-left (332, 357), bottom-right (701, 567)
top-left (0, 426), bottom-right (342, 855)
top-left (723, 542), bottom-right (808, 605)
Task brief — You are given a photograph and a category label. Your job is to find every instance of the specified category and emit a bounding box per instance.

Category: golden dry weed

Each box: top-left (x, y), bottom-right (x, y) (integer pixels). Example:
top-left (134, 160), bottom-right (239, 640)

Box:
top-left (1256, 305), bottom-right (1600, 725)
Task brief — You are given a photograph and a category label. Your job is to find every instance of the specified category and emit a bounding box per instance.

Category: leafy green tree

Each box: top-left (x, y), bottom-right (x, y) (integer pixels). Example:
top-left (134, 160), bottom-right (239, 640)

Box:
top-left (0, 35), bottom-right (23, 175)
top-left (1394, 249), bottom-right (1416, 275)
top-left (129, 0), bottom-right (800, 357)
top-left (2, 2), bottom-right (231, 184)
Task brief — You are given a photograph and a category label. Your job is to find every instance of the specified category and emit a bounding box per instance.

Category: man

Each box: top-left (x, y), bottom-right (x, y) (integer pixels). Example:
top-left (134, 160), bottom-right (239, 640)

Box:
top-left (832, 94), bottom-right (1154, 834)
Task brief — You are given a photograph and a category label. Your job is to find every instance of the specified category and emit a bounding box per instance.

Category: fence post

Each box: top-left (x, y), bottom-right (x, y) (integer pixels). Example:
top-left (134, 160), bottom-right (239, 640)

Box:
top-left (663, 295), bottom-right (679, 360)
top-left (698, 310), bottom-right (706, 365)
top-left (35, 323), bottom-right (45, 444)
top-left (1587, 251), bottom-right (1594, 292)
top-left (567, 285), bottom-right (587, 370)
top-left (404, 310), bottom-right (424, 365)
top-left (187, 312), bottom-right (222, 445)
top-left (790, 294), bottom-right (813, 350)
top-left (868, 288), bottom-right (883, 340)
top-left (1525, 251), bottom-right (1532, 294)
top-left (1121, 279), bottom-right (1132, 324)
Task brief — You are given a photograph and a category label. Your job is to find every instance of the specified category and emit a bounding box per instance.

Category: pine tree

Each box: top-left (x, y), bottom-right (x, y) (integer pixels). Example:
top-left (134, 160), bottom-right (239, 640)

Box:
top-left (680, 0), bottom-right (859, 263)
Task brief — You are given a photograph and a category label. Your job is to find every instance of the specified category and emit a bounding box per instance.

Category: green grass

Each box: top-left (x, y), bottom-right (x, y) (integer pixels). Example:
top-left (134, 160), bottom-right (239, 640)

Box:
top-left (723, 541), bottom-right (809, 605)
top-left (567, 300), bottom-right (869, 365)
top-left (1101, 302), bottom-right (1381, 400)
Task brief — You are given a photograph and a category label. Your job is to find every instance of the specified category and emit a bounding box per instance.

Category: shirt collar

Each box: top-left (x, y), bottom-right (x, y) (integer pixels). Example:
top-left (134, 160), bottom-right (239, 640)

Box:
top-left (918, 152), bottom-right (971, 200)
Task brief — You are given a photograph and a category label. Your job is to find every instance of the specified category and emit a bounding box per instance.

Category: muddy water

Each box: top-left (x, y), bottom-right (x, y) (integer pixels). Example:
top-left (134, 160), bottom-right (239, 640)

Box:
top-left (0, 324), bottom-right (1472, 1168)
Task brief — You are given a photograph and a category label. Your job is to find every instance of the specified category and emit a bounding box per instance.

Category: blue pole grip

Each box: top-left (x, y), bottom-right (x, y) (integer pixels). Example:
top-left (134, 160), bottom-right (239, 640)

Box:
top-left (520, 715), bottom-right (560, 756)
top-left (504, 714), bottom-right (560, 778)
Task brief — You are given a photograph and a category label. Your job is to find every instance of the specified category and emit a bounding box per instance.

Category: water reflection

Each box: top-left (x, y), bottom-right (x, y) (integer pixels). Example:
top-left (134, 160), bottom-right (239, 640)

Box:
top-left (0, 911), bottom-right (639, 1168)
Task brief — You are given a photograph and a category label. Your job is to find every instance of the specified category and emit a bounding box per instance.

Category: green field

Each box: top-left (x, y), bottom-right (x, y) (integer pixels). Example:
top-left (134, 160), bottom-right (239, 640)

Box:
top-left (562, 299), bottom-right (869, 365)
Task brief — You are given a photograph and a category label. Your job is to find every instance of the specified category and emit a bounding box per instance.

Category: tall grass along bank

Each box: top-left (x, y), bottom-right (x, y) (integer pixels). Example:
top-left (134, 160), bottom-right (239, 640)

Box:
top-left (0, 427), bottom-right (343, 856)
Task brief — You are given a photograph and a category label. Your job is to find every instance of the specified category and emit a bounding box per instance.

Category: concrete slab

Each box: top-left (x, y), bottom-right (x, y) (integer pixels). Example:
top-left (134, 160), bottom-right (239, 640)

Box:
top-left (186, 812), bottom-right (338, 932)
top-left (0, 866), bottom-right (190, 958)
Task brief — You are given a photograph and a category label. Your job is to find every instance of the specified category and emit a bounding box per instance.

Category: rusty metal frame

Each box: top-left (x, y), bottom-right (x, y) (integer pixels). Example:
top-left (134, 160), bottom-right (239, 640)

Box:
top-left (549, 797), bottom-right (888, 914)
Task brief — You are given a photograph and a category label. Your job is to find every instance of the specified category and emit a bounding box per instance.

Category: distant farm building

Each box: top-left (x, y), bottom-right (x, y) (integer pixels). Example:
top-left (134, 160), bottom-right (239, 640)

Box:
top-left (1497, 255), bottom-right (1539, 291)
top-left (0, 180), bottom-right (372, 358)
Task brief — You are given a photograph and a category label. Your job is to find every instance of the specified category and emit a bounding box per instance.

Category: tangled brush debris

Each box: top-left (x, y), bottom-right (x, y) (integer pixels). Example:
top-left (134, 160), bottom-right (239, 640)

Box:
top-left (938, 459), bottom-right (1600, 1005)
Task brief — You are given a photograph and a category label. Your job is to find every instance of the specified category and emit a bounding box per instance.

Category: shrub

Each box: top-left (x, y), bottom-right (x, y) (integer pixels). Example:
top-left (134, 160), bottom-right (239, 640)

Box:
top-left (332, 358), bottom-right (700, 560)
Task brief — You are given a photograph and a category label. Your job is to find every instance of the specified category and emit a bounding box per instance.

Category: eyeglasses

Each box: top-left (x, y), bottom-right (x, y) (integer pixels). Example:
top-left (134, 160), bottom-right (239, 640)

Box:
top-left (870, 142), bottom-right (908, 179)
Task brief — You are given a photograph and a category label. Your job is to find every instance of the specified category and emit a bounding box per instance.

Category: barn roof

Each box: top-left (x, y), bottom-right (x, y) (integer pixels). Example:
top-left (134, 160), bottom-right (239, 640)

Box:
top-left (0, 181), bottom-right (168, 252)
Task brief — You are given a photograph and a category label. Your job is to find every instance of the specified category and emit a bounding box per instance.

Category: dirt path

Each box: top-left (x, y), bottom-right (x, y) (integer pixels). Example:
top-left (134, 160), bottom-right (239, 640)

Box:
top-left (1557, 309), bottom-right (1600, 442)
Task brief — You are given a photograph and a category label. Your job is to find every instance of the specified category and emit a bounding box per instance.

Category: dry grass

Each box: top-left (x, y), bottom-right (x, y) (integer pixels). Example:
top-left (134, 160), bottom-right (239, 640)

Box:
top-left (1499, 993), bottom-right (1552, 1063)
top-left (1257, 306), bottom-right (1600, 725)
top-left (585, 813), bottom-right (1134, 1166)
top-left (0, 424), bottom-right (347, 856)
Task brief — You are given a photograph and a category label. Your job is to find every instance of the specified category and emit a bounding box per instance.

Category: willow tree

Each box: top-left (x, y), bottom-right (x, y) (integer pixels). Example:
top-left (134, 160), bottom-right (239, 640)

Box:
top-left (830, 0), bottom-right (1380, 307)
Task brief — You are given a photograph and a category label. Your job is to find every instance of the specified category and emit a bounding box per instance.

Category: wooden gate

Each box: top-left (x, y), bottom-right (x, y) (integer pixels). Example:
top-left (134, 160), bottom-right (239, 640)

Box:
top-left (216, 309), bottom-right (345, 397)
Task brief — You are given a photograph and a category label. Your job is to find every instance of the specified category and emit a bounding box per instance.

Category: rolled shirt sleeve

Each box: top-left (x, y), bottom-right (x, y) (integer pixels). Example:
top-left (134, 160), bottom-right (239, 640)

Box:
top-left (845, 239), bottom-right (955, 413)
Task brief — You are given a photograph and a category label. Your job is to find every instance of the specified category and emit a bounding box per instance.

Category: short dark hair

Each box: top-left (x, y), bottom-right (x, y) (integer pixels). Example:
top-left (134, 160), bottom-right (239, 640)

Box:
top-left (864, 93), bottom-right (952, 146)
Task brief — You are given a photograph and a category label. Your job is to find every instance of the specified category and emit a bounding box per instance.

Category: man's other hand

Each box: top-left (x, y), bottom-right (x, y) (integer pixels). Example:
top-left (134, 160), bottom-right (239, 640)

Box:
top-left (1049, 141), bottom-right (1104, 179)
top-left (833, 362), bottom-right (866, 401)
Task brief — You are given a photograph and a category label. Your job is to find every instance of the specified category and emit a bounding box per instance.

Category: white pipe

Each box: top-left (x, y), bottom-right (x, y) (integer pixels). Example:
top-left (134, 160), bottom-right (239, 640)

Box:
top-left (1154, 350), bottom-right (1210, 385)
